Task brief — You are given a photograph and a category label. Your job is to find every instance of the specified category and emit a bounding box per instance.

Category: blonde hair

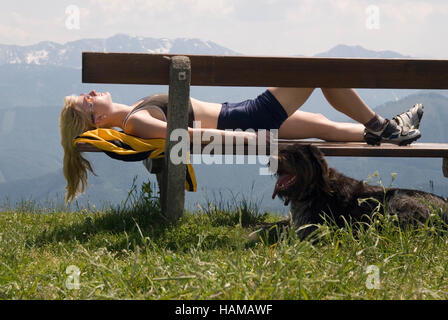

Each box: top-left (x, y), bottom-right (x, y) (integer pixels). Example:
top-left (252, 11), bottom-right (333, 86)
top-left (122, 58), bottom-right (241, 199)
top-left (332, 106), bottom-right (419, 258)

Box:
top-left (59, 95), bottom-right (96, 203)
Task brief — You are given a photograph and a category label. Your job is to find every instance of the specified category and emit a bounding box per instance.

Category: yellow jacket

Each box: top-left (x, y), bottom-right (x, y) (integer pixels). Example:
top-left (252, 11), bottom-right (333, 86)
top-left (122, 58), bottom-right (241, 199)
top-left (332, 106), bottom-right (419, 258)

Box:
top-left (73, 128), bottom-right (197, 192)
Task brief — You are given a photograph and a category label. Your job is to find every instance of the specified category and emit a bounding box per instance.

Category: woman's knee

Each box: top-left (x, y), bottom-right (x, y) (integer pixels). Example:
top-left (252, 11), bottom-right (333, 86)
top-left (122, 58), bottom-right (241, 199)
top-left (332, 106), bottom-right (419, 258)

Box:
top-left (309, 112), bottom-right (330, 124)
top-left (269, 87), bottom-right (315, 113)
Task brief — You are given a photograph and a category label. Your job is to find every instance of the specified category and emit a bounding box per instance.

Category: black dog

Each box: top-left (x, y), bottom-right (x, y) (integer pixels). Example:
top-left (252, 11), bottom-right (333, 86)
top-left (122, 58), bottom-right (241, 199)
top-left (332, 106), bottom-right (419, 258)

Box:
top-left (265, 144), bottom-right (448, 240)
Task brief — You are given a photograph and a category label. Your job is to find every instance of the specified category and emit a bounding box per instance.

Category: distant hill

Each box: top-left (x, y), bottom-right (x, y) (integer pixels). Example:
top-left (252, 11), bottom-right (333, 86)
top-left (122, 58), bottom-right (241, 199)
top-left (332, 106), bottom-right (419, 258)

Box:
top-left (314, 44), bottom-right (411, 58)
top-left (374, 92), bottom-right (448, 143)
top-left (304, 44), bottom-right (430, 120)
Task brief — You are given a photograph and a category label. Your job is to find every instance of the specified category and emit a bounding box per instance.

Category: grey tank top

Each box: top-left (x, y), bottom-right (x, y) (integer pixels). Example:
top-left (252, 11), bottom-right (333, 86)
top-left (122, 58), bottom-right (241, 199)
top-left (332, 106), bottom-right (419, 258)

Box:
top-left (122, 93), bottom-right (195, 129)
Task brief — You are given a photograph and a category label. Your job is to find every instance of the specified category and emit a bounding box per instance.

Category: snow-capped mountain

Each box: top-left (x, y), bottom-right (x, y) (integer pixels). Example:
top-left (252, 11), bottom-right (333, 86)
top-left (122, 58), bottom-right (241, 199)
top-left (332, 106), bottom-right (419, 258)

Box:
top-left (0, 34), bottom-right (414, 70)
top-left (0, 34), bottom-right (241, 68)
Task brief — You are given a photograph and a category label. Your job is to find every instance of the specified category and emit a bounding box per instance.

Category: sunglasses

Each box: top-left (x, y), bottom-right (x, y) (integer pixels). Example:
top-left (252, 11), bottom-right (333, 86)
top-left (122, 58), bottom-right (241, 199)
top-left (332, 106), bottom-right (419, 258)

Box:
top-left (86, 96), bottom-right (95, 125)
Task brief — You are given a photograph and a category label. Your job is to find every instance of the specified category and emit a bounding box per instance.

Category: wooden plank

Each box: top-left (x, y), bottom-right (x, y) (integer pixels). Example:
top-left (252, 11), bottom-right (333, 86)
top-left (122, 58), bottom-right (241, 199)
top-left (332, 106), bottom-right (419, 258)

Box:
top-left (161, 56), bottom-right (191, 221)
top-left (76, 141), bottom-right (448, 158)
top-left (82, 52), bottom-right (448, 89)
top-left (276, 141), bottom-right (448, 157)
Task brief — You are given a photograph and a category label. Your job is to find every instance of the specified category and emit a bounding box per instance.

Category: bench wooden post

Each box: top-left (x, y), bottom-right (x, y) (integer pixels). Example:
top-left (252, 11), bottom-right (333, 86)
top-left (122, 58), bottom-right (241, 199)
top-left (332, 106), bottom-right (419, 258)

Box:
top-left (161, 56), bottom-right (191, 221)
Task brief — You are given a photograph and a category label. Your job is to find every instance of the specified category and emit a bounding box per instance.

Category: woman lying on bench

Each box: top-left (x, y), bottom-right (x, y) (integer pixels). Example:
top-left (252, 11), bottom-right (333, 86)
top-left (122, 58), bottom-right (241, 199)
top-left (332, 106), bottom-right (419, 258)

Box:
top-left (60, 87), bottom-right (423, 201)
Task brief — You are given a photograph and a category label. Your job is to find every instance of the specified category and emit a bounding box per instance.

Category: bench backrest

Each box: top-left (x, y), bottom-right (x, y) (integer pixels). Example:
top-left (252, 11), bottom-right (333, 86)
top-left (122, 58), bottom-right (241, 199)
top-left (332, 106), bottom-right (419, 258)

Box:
top-left (82, 52), bottom-right (448, 89)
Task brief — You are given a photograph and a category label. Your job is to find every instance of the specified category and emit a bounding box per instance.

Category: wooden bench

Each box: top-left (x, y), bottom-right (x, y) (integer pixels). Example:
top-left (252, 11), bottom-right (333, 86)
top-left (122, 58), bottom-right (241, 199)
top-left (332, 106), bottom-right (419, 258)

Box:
top-left (78, 52), bottom-right (448, 220)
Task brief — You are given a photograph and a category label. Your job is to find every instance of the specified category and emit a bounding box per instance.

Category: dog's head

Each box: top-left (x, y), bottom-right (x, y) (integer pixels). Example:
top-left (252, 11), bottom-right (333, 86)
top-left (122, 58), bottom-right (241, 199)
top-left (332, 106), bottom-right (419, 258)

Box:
top-left (271, 144), bottom-right (332, 205)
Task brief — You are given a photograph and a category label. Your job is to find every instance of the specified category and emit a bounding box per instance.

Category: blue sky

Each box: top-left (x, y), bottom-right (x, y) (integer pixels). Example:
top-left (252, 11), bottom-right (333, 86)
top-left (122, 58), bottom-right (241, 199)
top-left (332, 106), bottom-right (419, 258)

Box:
top-left (1, 0), bottom-right (447, 57)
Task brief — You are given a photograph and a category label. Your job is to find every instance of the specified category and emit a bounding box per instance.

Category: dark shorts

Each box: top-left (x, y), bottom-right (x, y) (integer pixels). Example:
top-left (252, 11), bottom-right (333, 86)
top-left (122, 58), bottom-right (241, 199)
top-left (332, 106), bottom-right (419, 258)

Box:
top-left (216, 90), bottom-right (288, 131)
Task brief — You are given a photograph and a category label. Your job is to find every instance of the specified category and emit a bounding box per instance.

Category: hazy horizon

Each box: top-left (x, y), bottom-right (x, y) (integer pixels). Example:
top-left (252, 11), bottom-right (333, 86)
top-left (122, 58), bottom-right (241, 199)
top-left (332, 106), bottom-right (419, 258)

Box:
top-left (1, 0), bottom-right (447, 58)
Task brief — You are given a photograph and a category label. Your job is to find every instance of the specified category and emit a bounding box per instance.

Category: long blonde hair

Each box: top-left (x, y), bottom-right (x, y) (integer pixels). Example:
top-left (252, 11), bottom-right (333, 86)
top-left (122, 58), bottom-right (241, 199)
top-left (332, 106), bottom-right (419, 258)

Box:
top-left (59, 95), bottom-right (96, 203)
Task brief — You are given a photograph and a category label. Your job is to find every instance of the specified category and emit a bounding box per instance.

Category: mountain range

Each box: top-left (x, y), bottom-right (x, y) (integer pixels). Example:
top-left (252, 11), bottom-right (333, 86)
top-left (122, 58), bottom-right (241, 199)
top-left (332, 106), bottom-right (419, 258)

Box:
top-left (0, 34), bottom-right (447, 212)
top-left (0, 36), bottom-right (411, 69)
top-left (0, 34), bottom-right (240, 68)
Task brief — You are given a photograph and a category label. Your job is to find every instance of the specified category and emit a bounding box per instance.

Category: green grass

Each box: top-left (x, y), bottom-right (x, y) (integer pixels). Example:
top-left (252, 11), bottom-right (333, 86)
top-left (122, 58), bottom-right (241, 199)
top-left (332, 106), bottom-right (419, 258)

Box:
top-left (1, 181), bottom-right (448, 299)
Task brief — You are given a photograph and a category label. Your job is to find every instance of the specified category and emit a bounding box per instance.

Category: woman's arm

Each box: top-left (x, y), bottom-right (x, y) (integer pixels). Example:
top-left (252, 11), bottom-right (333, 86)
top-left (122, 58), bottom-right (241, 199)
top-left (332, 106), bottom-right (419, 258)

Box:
top-left (124, 111), bottom-right (257, 143)
top-left (124, 112), bottom-right (169, 138)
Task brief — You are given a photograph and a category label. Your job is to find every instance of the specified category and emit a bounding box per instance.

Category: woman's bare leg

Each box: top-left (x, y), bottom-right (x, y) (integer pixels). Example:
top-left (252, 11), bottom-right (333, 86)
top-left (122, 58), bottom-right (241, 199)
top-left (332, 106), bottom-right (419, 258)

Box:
top-left (269, 87), bottom-right (375, 124)
top-left (268, 87), bottom-right (366, 141)
top-left (268, 87), bottom-right (315, 116)
top-left (278, 110), bottom-right (365, 141)
top-left (321, 88), bottom-right (375, 124)
top-left (269, 87), bottom-right (421, 144)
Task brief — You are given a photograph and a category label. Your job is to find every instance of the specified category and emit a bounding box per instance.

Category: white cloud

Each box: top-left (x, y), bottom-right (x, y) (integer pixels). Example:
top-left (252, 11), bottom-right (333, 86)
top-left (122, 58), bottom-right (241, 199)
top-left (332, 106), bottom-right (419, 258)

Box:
top-left (88, 0), bottom-right (235, 17)
top-left (380, 1), bottom-right (434, 24)
top-left (87, 0), bottom-right (180, 27)
top-left (9, 10), bottom-right (63, 35)
top-left (0, 23), bottom-right (29, 41)
top-left (0, 0), bottom-right (447, 58)
top-left (326, 0), bottom-right (437, 24)
top-left (185, 0), bottom-right (235, 15)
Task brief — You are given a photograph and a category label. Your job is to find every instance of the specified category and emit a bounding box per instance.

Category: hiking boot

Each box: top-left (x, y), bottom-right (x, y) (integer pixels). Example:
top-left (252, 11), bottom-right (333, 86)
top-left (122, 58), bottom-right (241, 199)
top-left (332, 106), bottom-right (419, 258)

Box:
top-left (364, 119), bottom-right (421, 146)
top-left (393, 103), bottom-right (424, 135)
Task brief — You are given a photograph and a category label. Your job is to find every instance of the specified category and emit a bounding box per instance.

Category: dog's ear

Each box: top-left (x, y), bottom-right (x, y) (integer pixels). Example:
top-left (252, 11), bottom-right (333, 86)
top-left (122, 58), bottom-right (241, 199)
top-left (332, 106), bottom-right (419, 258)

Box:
top-left (306, 145), bottom-right (332, 195)
top-left (305, 145), bottom-right (327, 167)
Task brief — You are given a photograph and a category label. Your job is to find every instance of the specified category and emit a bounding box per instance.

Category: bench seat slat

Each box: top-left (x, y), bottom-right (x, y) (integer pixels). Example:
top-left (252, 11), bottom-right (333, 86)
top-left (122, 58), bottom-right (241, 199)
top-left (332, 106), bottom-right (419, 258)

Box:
top-left (76, 141), bottom-right (448, 158)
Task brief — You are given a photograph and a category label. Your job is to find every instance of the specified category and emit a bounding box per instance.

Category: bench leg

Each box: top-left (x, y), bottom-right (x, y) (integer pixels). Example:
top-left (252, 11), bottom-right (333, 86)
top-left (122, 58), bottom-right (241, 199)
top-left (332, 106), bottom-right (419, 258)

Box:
top-left (161, 56), bottom-right (191, 221)
top-left (143, 158), bottom-right (165, 203)
top-left (156, 171), bottom-right (165, 203)
top-left (443, 158), bottom-right (448, 178)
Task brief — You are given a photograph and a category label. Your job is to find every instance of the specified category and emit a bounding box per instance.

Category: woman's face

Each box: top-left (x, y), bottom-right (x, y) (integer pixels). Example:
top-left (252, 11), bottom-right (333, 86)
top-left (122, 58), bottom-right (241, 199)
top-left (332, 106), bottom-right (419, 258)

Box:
top-left (75, 90), bottom-right (113, 123)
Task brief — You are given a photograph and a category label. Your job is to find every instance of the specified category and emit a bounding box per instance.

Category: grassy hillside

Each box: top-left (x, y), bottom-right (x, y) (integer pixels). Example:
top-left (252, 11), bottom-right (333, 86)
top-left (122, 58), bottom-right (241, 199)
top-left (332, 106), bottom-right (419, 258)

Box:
top-left (1, 184), bottom-right (448, 300)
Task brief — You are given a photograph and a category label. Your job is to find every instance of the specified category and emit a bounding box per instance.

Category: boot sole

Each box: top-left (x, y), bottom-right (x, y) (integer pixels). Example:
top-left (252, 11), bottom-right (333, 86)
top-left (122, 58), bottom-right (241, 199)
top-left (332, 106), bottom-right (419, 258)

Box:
top-left (365, 133), bottom-right (422, 146)
top-left (398, 133), bottom-right (422, 146)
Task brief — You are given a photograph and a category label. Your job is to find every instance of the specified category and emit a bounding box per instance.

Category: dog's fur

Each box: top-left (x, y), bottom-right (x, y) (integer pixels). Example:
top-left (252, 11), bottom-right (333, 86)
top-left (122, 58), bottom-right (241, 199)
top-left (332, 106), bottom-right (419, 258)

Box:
top-left (267, 144), bottom-right (448, 240)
